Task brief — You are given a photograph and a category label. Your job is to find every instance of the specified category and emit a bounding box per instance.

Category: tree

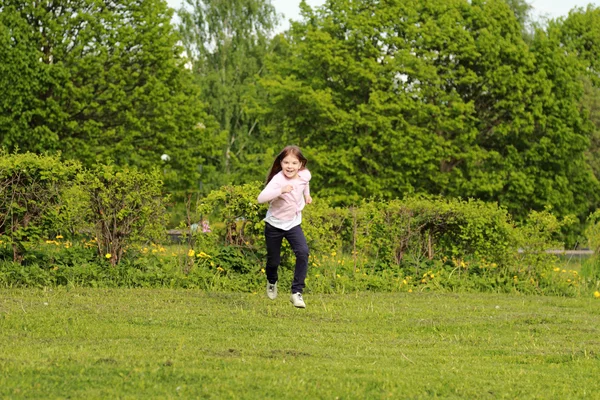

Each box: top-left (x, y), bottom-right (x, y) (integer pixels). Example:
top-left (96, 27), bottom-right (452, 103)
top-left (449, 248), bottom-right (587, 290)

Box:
top-left (554, 6), bottom-right (600, 186)
top-left (0, 0), bottom-right (218, 193)
top-left (258, 0), bottom-right (599, 237)
top-left (176, 0), bottom-right (279, 183)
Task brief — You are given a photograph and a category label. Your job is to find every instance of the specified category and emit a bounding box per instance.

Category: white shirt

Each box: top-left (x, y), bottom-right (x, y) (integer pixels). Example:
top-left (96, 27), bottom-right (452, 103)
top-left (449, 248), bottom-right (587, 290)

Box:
top-left (264, 209), bottom-right (302, 231)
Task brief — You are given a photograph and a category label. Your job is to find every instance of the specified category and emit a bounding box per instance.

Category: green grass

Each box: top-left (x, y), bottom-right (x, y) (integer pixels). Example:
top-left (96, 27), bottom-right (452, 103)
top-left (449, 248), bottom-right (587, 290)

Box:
top-left (1, 289), bottom-right (600, 399)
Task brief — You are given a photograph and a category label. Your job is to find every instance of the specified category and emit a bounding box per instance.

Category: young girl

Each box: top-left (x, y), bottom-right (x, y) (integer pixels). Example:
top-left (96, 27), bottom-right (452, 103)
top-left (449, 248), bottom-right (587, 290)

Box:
top-left (257, 145), bottom-right (312, 308)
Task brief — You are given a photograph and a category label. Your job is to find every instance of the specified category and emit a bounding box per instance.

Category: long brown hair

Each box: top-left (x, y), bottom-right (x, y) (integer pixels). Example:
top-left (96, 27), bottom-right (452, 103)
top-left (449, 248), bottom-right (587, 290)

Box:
top-left (265, 145), bottom-right (308, 185)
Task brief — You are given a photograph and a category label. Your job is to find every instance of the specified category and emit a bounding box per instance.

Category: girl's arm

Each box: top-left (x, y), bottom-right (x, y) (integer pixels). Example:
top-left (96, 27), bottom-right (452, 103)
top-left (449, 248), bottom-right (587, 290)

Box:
top-left (304, 183), bottom-right (312, 204)
top-left (257, 180), bottom-right (283, 204)
top-left (301, 169), bottom-right (312, 204)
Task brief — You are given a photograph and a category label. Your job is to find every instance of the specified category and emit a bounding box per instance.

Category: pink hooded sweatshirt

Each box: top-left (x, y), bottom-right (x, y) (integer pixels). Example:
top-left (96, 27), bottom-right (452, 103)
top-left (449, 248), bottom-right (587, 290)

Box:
top-left (257, 169), bottom-right (311, 221)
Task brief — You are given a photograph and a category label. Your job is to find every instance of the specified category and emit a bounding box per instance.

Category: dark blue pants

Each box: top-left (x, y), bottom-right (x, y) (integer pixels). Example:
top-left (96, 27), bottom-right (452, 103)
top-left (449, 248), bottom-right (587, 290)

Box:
top-left (265, 223), bottom-right (309, 294)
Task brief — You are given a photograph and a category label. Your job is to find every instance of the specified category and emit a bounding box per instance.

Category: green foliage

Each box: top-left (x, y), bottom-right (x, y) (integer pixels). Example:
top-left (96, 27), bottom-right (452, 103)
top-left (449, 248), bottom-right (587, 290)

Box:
top-left (176, 0), bottom-right (278, 183)
top-left (0, 152), bottom-right (80, 262)
top-left (78, 164), bottom-right (168, 266)
top-left (0, 0), bottom-right (217, 193)
top-left (258, 0), bottom-right (599, 243)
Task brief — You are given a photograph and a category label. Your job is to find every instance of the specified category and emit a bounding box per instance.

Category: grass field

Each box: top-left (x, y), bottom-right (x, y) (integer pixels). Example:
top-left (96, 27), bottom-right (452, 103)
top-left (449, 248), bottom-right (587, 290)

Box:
top-left (1, 289), bottom-right (600, 399)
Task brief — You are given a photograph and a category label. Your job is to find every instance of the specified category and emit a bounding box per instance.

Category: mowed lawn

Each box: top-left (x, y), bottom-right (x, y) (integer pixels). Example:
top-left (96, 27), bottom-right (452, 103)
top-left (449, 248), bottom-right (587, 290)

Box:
top-left (1, 288), bottom-right (599, 399)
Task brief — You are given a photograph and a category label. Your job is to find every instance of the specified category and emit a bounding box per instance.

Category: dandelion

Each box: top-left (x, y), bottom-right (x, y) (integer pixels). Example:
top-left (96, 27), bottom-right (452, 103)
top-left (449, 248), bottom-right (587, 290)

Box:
top-left (408, 289), bottom-right (413, 293)
top-left (430, 274), bottom-right (435, 279)
top-left (562, 270), bottom-right (566, 273)
top-left (217, 267), bottom-right (224, 272)
top-left (105, 253), bottom-right (111, 259)
top-left (594, 291), bottom-right (600, 299)
top-left (336, 274), bottom-right (340, 278)
top-left (261, 268), bottom-right (265, 274)
top-left (312, 262), bottom-right (317, 267)
top-left (187, 249), bottom-right (195, 257)
top-left (421, 279), bottom-right (426, 283)
top-left (56, 235), bottom-right (63, 239)
top-left (331, 251), bottom-right (337, 257)
top-left (402, 279), bottom-right (408, 285)
top-left (553, 267), bottom-right (560, 272)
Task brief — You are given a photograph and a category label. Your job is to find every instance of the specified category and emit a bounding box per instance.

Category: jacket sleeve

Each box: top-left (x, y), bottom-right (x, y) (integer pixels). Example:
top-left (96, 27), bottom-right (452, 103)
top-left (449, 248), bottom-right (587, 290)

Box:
top-left (304, 182), bottom-right (310, 196)
top-left (257, 180), bottom-right (281, 204)
top-left (300, 169), bottom-right (311, 196)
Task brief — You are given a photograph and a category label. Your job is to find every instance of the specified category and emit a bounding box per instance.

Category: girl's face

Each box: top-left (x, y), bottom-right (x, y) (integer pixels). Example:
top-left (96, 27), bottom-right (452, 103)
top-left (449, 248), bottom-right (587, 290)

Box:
top-left (281, 154), bottom-right (301, 179)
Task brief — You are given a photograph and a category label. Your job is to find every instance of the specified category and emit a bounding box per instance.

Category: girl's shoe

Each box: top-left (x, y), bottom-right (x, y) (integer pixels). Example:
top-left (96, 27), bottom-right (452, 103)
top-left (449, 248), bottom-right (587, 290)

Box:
top-left (266, 282), bottom-right (277, 300)
top-left (290, 293), bottom-right (306, 308)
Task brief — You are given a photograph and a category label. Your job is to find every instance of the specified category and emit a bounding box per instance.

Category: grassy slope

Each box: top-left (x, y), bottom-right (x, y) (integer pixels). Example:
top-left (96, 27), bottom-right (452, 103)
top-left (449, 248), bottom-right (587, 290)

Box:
top-left (1, 289), bottom-right (599, 399)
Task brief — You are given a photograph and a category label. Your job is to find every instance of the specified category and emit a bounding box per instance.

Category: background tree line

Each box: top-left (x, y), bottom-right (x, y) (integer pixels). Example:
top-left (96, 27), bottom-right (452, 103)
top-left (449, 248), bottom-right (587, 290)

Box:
top-left (2, 0), bottom-right (600, 245)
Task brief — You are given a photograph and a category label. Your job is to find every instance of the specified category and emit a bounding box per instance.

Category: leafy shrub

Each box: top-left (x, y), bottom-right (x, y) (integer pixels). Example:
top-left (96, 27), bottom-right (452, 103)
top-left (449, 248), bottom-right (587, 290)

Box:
top-left (78, 164), bottom-right (168, 265)
top-left (0, 151), bottom-right (80, 262)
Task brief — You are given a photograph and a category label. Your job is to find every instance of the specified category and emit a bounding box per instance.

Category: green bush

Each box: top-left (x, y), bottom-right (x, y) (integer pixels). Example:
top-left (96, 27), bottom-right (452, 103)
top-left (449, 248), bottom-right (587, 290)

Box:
top-left (78, 164), bottom-right (168, 266)
top-left (0, 151), bottom-right (81, 262)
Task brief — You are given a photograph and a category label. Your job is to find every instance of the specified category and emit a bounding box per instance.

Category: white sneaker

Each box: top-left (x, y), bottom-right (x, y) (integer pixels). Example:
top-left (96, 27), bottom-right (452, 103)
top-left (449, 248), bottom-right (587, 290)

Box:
top-left (266, 282), bottom-right (277, 300)
top-left (290, 293), bottom-right (306, 308)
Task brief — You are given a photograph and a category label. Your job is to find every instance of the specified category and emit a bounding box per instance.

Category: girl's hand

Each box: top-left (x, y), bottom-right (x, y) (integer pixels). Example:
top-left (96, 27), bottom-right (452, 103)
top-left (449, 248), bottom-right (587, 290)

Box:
top-left (305, 194), bottom-right (312, 204)
top-left (281, 185), bottom-right (294, 194)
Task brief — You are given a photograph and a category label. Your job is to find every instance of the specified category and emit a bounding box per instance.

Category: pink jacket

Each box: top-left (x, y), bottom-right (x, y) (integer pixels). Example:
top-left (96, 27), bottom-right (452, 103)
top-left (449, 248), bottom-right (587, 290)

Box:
top-left (257, 169), bottom-right (311, 221)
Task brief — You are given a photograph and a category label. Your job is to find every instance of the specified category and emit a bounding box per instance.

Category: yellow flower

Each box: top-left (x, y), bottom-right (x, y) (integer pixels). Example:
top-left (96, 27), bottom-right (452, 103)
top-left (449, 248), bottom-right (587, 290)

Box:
top-left (187, 249), bottom-right (195, 257)
top-left (594, 291), bottom-right (600, 299)
top-left (402, 279), bottom-right (407, 285)
top-left (56, 235), bottom-right (63, 239)
top-left (421, 279), bottom-right (426, 283)
top-left (105, 253), bottom-right (111, 259)
top-left (553, 267), bottom-right (560, 272)
top-left (217, 267), bottom-right (224, 272)
top-left (336, 274), bottom-right (340, 278)
top-left (331, 251), bottom-right (337, 257)
top-left (315, 274), bottom-right (320, 278)
top-left (198, 251), bottom-right (211, 258)
top-left (261, 268), bottom-right (265, 274)
top-left (562, 269), bottom-right (566, 273)
top-left (408, 289), bottom-right (413, 293)
top-left (430, 274), bottom-right (435, 279)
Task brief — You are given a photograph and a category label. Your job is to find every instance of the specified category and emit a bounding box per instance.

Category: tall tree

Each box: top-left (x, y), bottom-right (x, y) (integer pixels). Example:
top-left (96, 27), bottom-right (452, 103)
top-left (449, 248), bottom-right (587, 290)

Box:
top-left (258, 0), bottom-right (599, 232)
top-left (0, 0), bottom-right (218, 193)
top-left (176, 0), bottom-right (279, 183)
top-left (554, 6), bottom-right (600, 186)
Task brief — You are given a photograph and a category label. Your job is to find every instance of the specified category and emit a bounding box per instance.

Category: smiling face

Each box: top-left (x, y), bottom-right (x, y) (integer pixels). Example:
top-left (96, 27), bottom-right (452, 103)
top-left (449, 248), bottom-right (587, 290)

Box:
top-left (281, 154), bottom-right (301, 179)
